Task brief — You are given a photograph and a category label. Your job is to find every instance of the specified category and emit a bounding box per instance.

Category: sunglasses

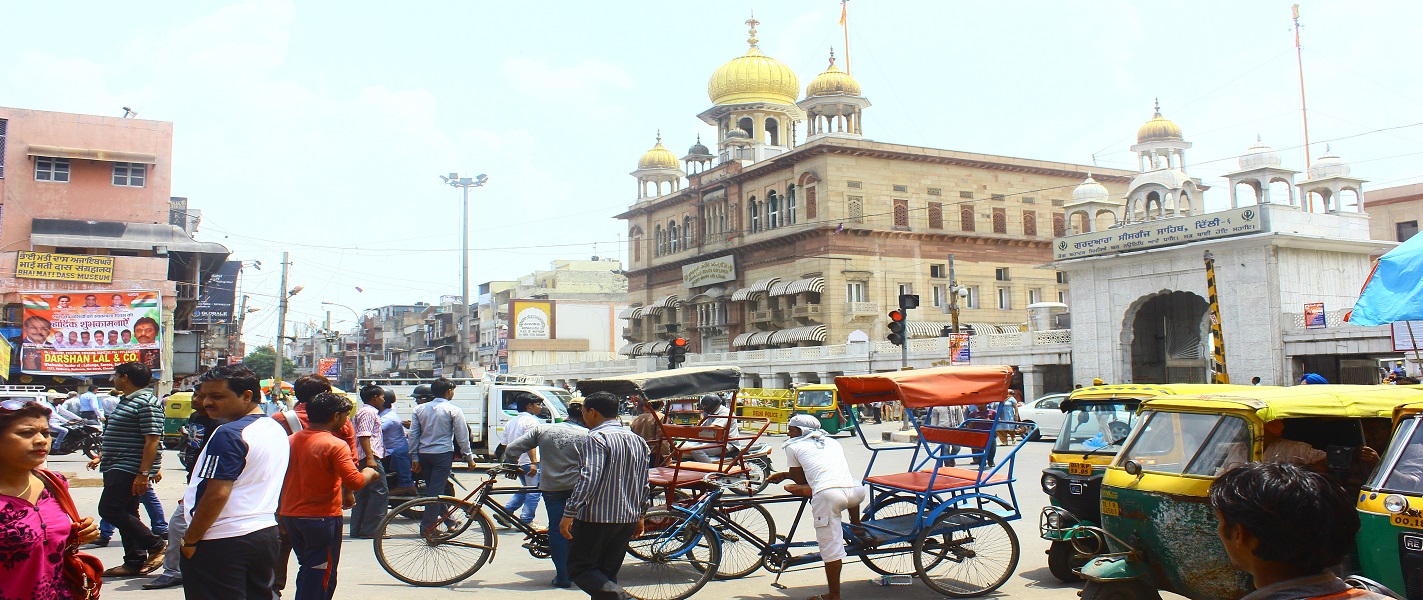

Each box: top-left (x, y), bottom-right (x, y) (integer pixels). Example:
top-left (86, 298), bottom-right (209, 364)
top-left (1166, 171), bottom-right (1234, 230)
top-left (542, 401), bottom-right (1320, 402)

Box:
top-left (0, 398), bottom-right (40, 413)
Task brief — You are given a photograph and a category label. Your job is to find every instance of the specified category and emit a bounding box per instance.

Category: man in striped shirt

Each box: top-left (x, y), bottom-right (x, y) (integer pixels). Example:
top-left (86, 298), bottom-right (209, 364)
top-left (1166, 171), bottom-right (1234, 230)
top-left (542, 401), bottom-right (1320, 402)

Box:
top-left (87, 361), bottom-right (167, 577)
top-left (560, 391), bottom-right (649, 599)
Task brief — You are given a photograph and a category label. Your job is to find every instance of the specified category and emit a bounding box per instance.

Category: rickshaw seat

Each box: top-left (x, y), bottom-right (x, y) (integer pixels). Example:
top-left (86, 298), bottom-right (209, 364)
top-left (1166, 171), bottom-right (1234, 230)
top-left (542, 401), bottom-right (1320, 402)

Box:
top-left (648, 464), bottom-right (748, 487)
top-left (865, 468), bottom-right (1008, 493)
top-left (668, 461), bottom-right (748, 474)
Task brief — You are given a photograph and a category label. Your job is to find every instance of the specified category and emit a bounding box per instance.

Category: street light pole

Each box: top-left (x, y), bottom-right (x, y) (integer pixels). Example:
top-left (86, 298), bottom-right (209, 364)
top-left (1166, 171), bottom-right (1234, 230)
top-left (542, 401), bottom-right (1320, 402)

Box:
top-left (274, 252), bottom-right (302, 406)
top-left (322, 301), bottom-right (364, 380)
top-left (441, 173), bottom-right (489, 378)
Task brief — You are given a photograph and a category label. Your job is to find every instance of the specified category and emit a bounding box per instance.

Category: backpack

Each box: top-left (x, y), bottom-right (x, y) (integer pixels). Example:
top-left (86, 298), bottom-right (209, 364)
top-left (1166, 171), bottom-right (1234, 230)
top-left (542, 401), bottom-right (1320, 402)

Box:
top-left (281, 410), bottom-right (303, 434)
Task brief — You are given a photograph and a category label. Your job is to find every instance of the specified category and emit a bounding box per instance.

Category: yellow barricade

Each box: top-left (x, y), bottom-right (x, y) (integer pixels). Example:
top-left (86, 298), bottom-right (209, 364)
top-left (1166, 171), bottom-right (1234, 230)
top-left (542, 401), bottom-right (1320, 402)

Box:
top-left (735, 388), bottom-right (794, 434)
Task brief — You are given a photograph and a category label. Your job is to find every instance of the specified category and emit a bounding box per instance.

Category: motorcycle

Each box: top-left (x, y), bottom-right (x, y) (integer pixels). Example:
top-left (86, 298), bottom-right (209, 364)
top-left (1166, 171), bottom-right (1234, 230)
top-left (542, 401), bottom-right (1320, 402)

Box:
top-left (51, 420), bottom-right (103, 458)
top-left (742, 443), bottom-right (773, 495)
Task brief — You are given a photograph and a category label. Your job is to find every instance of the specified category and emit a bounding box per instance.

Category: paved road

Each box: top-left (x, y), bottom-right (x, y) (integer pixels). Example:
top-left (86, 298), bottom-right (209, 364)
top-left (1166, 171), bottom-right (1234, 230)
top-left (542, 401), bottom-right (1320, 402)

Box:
top-left (52, 422), bottom-right (1100, 599)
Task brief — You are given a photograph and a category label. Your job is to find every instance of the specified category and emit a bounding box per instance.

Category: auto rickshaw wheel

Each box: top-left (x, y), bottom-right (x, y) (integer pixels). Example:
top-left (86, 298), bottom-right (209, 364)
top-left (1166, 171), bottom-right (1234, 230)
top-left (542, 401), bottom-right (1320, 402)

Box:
top-left (1047, 541), bottom-right (1081, 583)
top-left (1080, 580), bottom-right (1162, 600)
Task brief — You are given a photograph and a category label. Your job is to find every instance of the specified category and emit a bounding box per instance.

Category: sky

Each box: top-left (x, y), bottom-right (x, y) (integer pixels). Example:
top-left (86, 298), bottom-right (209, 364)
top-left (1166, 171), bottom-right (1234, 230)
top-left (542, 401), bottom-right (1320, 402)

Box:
top-left (3, 1), bottom-right (1421, 347)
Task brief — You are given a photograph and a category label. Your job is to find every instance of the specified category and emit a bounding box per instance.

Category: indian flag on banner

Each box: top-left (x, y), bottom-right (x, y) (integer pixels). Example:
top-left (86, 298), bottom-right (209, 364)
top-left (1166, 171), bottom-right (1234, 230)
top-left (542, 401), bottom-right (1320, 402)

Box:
top-left (130, 293), bottom-right (159, 309)
top-left (22, 295), bottom-right (49, 311)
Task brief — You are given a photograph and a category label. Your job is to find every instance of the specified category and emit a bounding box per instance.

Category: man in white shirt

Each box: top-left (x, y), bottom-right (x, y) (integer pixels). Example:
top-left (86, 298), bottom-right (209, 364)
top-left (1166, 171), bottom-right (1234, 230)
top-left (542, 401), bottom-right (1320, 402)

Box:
top-left (77, 388), bottom-right (104, 424)
top-left (179, 365), bottom-right (291, 599)
top-left (501, 393), bottom-right (544, 524)
top-left (38, 395), bottom-right (83, 448)
top-left (767, 415), bottom-right (867, 600)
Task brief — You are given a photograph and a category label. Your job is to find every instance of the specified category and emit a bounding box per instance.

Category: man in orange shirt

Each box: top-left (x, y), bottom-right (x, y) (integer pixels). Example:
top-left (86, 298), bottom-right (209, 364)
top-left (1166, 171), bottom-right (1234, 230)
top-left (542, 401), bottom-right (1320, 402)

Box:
top-left (278, 391), bottom-right (377, 600)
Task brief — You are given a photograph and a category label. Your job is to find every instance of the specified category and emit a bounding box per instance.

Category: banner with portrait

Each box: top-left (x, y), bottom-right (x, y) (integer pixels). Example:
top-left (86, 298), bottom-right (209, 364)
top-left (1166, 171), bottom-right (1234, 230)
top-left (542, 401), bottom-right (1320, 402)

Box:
top-left (18, 290), bottom-right (163, 375)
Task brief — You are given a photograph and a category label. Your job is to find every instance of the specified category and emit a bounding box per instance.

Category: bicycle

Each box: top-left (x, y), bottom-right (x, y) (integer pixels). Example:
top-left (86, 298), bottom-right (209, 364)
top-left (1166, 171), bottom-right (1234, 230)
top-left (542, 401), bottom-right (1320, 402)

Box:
top-left (373, 464), bottom-right (551, 586)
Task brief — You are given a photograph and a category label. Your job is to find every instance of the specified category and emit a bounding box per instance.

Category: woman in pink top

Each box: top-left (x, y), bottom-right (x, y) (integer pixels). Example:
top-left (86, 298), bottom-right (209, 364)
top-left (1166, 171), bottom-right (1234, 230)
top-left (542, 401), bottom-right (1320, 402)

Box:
top-left (0, 399), bottom-right (100, 599)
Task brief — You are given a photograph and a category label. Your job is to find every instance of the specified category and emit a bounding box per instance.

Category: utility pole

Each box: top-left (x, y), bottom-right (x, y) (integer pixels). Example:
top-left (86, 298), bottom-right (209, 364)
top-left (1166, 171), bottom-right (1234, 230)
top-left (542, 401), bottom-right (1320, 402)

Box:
top-left (948, 254), bottom-right (961, 335)
top-left (232, 294), bottom-right (250, 363)
top-left (442, 173), bottom-right (490, 377)
top-left (275, 252), bottom-right (290, 388)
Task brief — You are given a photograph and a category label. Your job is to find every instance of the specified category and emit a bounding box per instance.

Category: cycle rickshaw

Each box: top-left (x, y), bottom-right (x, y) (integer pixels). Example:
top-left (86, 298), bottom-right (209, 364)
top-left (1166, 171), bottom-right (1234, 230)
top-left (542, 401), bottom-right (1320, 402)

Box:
top-left (632, 365), bottom-right (1036, 598)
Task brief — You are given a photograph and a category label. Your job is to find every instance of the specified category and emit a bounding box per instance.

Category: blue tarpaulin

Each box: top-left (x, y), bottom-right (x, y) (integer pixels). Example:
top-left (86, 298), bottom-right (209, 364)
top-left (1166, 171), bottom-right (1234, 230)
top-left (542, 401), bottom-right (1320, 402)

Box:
top-left (1348, 233), bottom-right (1423, 327)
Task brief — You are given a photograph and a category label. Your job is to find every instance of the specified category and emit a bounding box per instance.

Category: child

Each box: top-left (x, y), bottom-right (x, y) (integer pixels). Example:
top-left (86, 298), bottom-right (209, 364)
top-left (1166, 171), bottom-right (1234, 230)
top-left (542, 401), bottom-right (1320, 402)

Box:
top-left (278, 392), bottom-right (378, 600)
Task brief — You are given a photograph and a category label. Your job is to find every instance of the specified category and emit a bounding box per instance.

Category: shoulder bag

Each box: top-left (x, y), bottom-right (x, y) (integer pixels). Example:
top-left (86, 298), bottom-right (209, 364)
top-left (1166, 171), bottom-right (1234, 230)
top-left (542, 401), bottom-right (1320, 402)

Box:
top-left (35, 469), bottom-right (103, 600)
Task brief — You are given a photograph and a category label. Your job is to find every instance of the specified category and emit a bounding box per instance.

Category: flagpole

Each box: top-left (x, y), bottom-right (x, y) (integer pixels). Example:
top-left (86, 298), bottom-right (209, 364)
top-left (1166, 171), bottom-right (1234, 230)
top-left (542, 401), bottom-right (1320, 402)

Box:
top-left (841, 0), bottom-right (850, 74)
top-left (1293, 4), bottom-right (1313, 210)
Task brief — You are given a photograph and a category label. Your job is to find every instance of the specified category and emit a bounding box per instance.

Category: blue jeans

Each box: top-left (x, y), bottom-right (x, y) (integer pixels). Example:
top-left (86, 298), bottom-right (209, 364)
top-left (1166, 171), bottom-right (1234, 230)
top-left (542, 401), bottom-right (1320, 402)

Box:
top-left (502, 464), bottom-right (542, 523)
top-left (417, 451), bottom-right (455, 532)
top-left (279, 516), bottom-right (344, 600)
top-left (383, 446), bottom-right (414, 488)
top-left (100, 487), bottom-right (167, 538)
top-left (543, 489), bottom-right (573, 586)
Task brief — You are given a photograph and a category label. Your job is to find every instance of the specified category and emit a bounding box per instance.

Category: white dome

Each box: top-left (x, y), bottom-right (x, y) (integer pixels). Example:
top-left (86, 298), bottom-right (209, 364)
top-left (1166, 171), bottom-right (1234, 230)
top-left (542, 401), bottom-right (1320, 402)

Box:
top-left (1238, 136), bottom-right (1281, 170)
top-left (1308, 145), bottom-right (1350, 179)
top-left (1071, 175), bottom-right (1110, 203)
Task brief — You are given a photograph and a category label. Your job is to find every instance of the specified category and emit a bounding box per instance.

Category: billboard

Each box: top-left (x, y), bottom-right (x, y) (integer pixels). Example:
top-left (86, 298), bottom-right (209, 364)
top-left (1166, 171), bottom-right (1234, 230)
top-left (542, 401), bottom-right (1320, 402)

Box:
top-left (949, 333), bottom-right (971, 363)
top-left (1054, 207), bottom-right (1262, 261)
top-left (317, 357), bottom-right (340, 378)
top-left (509, 300), bottom-right (554, 340)
top-left (192, 261), bottom-right (241, 324)
top-left (682, 255), bottom-right (736, 287)
top-left (1304, 302), bottom-right (1326, 329)
top-left (19, 290), bottom-right (163, 375)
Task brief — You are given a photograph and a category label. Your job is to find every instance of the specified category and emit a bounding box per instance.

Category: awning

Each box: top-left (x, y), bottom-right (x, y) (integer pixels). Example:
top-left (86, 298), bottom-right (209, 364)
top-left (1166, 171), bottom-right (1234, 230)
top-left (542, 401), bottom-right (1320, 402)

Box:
top-left (29, 219), bottom-right (229, 255)
top-left (777, 277), bottom-right (826, 296)
top-left (645, 340), bottom-right (671, 354)
top-left (619, 342), bottom-right (644, 356)
top-left (688, 285), bottom-right (727, 303)
top-left (618, 306), bottom-right (642, 319)
top-left (730, 277), bottom-right (781, 302)
top-left (630, 307), bottom-right (645, 319)
top-left (732, 332), bottom-right (756, 348)
top-left (644, 295), bottom-right (682, 315)
top-left (908, 322), bottom-right (950, 339)
top-left (768, 281), bottom-right (792, 296)
top-left (27, 145), bottom-right (158, 165)
top-left (769, 325), bottom-right (828, 345)
top-left (748, 331), bottom-right (776, 346)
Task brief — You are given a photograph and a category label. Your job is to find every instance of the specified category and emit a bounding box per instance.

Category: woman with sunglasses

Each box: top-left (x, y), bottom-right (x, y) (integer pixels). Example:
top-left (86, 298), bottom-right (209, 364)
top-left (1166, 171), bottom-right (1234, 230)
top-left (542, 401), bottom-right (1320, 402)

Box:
top-left (0, 399), bottom-right (101, 599)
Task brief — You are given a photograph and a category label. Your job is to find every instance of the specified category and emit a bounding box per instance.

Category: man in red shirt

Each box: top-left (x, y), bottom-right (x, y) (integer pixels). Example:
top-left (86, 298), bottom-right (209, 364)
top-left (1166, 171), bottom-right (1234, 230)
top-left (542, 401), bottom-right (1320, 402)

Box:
top-left (272, 375), bottom-right (357, 595)
top-left (279, 392), bottom-right (377, 600)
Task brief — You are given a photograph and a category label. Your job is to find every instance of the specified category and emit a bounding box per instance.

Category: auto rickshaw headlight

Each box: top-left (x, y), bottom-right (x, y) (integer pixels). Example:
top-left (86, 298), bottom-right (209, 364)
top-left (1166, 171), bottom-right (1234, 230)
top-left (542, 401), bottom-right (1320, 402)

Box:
top-left (1046, 511), bottom-right (1063, 529)
top-left (1042, 474), bottom-right (1058, 492)
top-left (1385, 494), bottom-right (1410, 514)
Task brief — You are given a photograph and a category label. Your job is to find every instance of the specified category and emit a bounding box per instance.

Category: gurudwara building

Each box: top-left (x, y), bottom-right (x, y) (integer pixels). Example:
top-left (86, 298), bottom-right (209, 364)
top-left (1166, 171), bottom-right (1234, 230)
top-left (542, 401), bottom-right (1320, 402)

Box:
top-left (613, 16), bottom-right (1133, 383)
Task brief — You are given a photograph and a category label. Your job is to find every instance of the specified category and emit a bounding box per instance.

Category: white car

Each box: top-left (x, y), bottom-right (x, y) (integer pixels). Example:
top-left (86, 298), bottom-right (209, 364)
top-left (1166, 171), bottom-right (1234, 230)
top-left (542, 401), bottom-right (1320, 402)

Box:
top-left (1016, 393), bottom-right (1071, 440)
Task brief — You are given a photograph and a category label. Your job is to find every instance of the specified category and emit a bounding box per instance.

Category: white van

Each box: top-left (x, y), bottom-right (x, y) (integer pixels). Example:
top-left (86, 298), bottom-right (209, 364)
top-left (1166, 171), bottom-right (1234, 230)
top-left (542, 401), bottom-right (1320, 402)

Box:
top-left (356, 377), bottom-right (574, 459)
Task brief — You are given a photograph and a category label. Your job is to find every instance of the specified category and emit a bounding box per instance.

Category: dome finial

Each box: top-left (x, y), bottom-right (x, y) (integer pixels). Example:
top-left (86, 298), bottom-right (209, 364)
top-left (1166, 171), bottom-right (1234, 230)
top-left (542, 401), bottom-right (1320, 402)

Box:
top-left (1153, 97), bottom-right (1161, 116)
top-left (829, 47), bottom-right (836, 67)
top-left (656, 129), bottom-right (662, 144)
top-left (746, 12), bottom-right (760, 48)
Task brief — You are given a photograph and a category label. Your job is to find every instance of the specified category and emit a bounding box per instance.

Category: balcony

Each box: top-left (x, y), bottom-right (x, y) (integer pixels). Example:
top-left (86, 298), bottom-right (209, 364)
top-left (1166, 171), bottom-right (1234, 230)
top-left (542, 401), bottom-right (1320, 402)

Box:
top-left (792, 304), bottom-right (821, 321)
top-left (622, 327), bottom-right (639, 340)
top-left (846, 301), bottom-right (880, 318)
top-left (749, 310), bottom-right (774, 326)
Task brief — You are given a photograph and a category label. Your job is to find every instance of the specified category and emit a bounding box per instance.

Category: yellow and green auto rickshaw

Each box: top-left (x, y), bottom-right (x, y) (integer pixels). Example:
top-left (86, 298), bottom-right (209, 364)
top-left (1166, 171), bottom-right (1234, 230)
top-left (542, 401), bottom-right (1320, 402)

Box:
top-left (1357, 400), bottom-right (1423, 598)
top-left (792, 383), bottom-right (854, 435)
top-left (1078, 385), bottom-right (1423, 600)
top-left (162, 391), bottom-right (194, 448)
top-left (1039, 384), bottom-right (1256, 582)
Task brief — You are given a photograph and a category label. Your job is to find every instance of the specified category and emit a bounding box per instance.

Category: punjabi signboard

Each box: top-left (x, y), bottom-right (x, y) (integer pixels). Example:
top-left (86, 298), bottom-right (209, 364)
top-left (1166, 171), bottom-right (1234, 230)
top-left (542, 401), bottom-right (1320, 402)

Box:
top-left (18, 290), bottom-right (163, 375)
top-left (16, 251), bottom-right (114, 283)
top-left (682, 255), bottom-right (736, 288)
top-left (1053, 207), bottom-right (1263, 261)
top-left (509, 300), bottom-right (554, 340)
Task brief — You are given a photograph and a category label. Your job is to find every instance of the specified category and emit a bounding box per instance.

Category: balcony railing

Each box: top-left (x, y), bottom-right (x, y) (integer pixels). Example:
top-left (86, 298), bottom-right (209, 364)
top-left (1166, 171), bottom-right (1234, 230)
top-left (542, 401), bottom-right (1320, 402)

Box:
top-left (792, 304), bottom-right (821, 320)
top-left (750, 310), bottom-right (774, 324)
top-left (846, 301), bottom-right (880, 316)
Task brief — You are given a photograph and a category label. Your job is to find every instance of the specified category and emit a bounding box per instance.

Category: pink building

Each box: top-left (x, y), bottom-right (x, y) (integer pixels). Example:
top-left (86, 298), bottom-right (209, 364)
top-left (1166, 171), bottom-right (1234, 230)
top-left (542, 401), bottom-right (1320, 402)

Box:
top-left (0, 106), bottom-right (229, 386)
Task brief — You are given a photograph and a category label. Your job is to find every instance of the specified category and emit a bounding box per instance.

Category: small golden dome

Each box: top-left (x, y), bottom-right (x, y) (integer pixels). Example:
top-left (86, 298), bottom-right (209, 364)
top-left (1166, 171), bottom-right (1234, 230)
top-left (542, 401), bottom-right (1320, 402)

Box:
top-left (1137, 99), bottom-right (1183, 143)
top-left (805, 51), bottom-right (860, 98)
top-left (706, 16), bottom-right (800, 106)
top-left (638, 133), bottom-right (680, 170)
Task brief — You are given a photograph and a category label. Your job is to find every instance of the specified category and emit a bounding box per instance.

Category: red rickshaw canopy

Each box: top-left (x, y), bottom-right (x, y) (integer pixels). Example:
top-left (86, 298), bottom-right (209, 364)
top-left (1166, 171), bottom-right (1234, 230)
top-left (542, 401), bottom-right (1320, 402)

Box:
top-left (834, 365), bottom-right (1013, 408)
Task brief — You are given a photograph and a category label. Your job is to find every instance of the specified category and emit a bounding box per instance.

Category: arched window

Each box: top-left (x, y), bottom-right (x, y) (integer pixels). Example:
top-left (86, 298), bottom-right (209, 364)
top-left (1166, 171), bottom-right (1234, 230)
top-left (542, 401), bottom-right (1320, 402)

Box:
top-left (786, 184), bottom-right (797, 224)
top-left (767, 191), bottom-right (780, 229)
top-left (683, 216), bottom-right (693, 247)
top-left (765, 118), bottom-right (780, 145)
top-left (655, 225), bottom-right (664, 256)
top-left (668, 221), bottom-right (679, 253)
top-left (719, 204), bottom-right (728, 234)
top-left (749, 197), bottom-right (760, 232)
top-left (633, 235), bottom-right (642, 261)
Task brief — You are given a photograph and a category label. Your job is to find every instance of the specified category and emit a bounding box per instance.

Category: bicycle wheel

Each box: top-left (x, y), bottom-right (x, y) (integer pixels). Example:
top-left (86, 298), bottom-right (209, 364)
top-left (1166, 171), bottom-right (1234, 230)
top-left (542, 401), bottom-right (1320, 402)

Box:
top-left (713, 502), bottom-right (774, 579)
top-left (913, 507), bottom-right (1020, 597)
top-left (374, 496), bottom-right (496, 587)
top-left (622, 508), bottom-right (720, 600)
top-left (860, 495), bottom-right (923, 576)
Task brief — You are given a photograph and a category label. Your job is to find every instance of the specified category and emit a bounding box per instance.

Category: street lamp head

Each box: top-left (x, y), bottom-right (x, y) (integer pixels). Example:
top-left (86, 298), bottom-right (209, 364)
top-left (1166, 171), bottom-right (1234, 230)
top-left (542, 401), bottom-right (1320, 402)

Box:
top-left (289, 285), bottom-right (304, 296)
top-left (475, 174), bottom-right (489, 185)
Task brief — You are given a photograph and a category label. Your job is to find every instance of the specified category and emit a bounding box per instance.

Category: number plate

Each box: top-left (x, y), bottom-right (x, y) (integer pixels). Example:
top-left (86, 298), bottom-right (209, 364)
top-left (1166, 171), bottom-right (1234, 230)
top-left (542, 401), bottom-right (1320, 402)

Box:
top-left (1101, 500), bottom-right (1120, 517)
top-left (1069, 462), bottom-right (1094, 476)
top-left (1393, 515), bottom-right (1423, 530)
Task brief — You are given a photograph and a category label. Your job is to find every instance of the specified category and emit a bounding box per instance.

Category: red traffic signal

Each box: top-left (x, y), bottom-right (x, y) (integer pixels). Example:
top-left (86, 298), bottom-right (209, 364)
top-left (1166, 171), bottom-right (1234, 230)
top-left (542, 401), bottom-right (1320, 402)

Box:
top-left (888, 310), bottom-right (905, 322)
top-left (673, 337), bottom-right (688, 347)
top-left (887, 310), bottom-right (907, 346)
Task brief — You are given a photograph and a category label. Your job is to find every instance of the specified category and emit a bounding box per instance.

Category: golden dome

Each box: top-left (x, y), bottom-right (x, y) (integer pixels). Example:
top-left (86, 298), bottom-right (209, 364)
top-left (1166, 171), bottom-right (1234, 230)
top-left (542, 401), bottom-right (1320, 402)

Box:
top-left (1136, 99), bottom-right (1183, 143)
top-left (706, 16), bottom-right (800, 106)
top-left (805, 51), bottom-right (860, 98)
top-left (638, 133), bottom-right (680, 170)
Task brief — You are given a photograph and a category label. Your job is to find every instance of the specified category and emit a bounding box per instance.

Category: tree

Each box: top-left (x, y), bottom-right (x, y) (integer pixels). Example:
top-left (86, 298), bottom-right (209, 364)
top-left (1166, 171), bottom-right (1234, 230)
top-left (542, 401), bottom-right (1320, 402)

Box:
top-left (242, 345), bottom-right (299, 381)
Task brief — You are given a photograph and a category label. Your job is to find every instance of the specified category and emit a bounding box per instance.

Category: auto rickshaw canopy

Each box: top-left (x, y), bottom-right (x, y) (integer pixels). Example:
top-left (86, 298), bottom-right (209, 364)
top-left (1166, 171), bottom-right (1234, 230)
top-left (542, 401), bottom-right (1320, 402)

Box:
top-left (1061, 383), bottom-right (1258, 413)
top-left (834, 365), bottom-right (1012, 408)
top-left (1142, 385), bottom-right (1423, 422)
top-left (1392, 400), bottom-right (1423, 424)
top-left (576, 366), bottom-right (741, 400)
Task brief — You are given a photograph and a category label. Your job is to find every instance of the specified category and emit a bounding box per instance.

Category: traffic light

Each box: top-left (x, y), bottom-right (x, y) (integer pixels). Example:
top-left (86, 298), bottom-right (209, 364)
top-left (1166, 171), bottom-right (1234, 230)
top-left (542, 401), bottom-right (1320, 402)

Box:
top-left (667, 337), bottom-right (689, 369)
top-left (887, 310), bottom-right (906, 346)
top-left (899, 294), bottom-right (920, 310)
top-left (941, 324), bottom-right (953, 338)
